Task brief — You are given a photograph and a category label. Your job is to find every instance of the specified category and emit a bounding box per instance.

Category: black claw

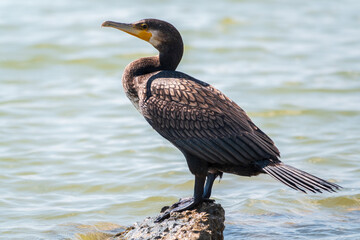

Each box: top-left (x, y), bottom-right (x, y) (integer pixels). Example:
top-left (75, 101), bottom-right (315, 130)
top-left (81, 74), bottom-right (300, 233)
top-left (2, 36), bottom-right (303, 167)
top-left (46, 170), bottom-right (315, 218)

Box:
top-left (155, 212), bottom-right (170, 223)
top-left (203, 198), bottom-right (215, 203)
top-left (154, 197), bottom-right (203, 223)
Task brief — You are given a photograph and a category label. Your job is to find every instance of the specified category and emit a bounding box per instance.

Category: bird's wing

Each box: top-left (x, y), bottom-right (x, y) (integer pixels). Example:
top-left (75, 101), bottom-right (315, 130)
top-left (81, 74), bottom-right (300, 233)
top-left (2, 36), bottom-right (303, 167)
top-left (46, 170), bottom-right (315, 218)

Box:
top-left (140, 71), bottom-right (280, 165)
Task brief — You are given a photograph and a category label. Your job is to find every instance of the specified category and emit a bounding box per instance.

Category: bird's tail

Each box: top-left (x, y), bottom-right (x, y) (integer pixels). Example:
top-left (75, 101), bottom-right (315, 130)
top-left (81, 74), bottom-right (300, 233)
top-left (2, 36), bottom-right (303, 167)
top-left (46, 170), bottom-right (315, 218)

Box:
top-left (263, 163), bottom-right (342, 193)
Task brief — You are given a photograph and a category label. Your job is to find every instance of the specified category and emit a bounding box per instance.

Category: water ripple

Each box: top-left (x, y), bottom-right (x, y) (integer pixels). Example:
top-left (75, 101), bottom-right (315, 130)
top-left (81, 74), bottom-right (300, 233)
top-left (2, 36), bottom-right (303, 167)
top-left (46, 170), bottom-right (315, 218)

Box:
top-left (1, 0), bottom-right (360, 239)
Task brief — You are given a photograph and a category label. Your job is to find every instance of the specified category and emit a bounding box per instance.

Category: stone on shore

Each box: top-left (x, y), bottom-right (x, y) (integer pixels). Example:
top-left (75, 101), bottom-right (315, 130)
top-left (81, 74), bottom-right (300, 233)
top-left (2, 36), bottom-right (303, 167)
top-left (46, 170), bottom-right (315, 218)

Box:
top-left (110, 201), bottom-right (225, 240)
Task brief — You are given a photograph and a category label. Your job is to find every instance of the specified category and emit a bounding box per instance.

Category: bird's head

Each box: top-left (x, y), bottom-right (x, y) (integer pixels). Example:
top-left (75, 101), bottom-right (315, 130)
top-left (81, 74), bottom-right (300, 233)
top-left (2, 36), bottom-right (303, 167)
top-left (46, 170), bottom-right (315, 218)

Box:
top-left (101, 18), bottom-right (183, 54)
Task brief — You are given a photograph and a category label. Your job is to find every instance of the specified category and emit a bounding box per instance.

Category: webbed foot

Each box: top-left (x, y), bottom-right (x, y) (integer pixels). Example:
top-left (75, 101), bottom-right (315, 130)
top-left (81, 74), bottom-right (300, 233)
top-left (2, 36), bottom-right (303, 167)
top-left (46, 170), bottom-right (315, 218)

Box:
top-left (203, 198), bottom-right (215, 203)
top-left (155, 197), bottom-right (202, 223)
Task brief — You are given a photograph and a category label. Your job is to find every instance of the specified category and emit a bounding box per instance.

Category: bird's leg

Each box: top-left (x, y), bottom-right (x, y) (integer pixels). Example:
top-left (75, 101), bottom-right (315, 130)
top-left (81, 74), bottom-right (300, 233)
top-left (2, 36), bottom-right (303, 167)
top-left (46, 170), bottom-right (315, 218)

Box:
top-left (202, 173), bottom-right (218, 199)
top-left (155, 175), bottom-right (206, 222)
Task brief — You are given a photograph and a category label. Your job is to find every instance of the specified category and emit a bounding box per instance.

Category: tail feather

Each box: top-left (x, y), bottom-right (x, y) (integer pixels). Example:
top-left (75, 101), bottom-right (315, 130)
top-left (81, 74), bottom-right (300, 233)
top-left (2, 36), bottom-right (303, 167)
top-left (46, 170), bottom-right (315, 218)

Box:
top-left (273, 166), bottom-right (318, 193)
top-left (263, 163), bottom-right (341, 193)
top-left (263, 166), bottom-right (306, 193)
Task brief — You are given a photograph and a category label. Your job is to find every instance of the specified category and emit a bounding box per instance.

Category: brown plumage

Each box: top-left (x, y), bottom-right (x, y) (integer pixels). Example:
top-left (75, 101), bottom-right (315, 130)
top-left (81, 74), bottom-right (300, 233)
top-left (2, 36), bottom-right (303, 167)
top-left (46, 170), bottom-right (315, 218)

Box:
top-left (102, 18), bottom-right (341, 221)
top-left (143, 71), bottom-right (280, 165)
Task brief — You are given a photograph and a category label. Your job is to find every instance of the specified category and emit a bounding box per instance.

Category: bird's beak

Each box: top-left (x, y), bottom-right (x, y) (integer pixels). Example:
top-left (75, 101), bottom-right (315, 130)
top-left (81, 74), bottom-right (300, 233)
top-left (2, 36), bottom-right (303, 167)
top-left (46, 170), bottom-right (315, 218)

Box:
top-left (102, 21), bottom-right (152, 42)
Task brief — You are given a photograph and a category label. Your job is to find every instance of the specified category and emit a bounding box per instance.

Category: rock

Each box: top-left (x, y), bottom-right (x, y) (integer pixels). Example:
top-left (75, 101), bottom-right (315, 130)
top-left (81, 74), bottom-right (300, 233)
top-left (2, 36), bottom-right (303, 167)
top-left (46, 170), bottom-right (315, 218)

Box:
top-left (111, 201), bottom-right (225, 240)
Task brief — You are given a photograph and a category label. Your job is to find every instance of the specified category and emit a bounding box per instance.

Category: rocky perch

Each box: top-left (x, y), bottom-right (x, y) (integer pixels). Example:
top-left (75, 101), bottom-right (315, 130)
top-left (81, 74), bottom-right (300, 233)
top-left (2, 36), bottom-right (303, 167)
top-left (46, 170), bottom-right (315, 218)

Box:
top-left (110, 201), bottom-right (225, 240)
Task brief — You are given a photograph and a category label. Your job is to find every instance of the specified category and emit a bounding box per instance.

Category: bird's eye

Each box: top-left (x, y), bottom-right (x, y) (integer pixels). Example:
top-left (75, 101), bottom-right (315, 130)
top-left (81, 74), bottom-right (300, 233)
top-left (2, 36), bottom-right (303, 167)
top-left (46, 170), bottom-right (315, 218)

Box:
top-left (140, 24), bottom-right (148, 30)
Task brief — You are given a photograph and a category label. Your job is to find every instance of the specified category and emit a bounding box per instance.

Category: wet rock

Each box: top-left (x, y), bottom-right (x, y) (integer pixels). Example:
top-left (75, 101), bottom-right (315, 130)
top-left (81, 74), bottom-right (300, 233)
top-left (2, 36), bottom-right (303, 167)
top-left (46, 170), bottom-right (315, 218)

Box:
top-left (111, 201), bottom-right (225, 240)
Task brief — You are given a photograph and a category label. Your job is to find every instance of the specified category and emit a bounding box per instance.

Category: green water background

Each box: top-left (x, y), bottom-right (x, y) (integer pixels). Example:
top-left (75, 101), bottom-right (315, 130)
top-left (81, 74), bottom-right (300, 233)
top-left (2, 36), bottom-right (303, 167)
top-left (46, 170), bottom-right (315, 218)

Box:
top-left (1, 0), bottom-right (360, 239)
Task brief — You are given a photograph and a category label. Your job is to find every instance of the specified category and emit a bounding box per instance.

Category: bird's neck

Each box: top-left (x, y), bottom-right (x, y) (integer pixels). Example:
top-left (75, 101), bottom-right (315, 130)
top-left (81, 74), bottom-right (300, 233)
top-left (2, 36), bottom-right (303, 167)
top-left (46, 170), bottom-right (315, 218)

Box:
top-left (122, 43), bottom-right (183, 109)
top-left (124, 56), bottom-right (161, 79)
top-left (123, 44), bottom-right (183, 88)
top-left (158, 43), bottom-right (183, 71)
top-left (122, 56), bottom-right (159, 108)
top-left (124, 44), bottom-right (183, 77)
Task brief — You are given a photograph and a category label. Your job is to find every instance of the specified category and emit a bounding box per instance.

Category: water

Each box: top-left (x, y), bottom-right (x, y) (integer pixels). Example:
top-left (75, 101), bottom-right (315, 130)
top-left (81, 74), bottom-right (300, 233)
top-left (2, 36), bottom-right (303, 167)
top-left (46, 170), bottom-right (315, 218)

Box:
top-left (1, 0), bottom-right (360, 239)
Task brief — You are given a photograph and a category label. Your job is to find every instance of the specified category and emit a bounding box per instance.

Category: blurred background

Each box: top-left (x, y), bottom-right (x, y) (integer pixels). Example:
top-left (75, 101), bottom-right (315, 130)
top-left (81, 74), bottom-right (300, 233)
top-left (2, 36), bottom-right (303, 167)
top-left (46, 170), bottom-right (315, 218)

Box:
top-left (1, 0), bottom-right (360, 239)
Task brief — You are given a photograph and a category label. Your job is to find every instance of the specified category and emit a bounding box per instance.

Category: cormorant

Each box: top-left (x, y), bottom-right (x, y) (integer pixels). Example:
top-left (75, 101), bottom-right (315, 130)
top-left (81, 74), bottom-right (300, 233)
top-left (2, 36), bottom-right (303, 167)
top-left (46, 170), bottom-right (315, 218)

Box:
top-left (101, 19), bottom-right (341, 222)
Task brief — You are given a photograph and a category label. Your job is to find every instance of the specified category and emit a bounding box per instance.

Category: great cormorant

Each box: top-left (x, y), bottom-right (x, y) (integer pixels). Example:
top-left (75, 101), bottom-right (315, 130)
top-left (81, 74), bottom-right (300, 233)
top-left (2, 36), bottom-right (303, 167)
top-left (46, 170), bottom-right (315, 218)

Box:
top-left (101, 19), bottom-right (341, 222)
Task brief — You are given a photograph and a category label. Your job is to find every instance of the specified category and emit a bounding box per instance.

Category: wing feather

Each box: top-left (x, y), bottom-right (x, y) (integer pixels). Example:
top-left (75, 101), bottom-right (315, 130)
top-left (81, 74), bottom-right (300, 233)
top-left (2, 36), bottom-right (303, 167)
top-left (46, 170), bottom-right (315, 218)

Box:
top-left (140, 71), bottom-right (280, 166)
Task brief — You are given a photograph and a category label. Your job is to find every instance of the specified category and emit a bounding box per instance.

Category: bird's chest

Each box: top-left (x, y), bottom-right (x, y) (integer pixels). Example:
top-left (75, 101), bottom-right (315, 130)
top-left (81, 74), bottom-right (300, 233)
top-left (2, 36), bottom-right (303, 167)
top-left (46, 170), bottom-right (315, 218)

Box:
top-left (122, 76), bottom-right (148, 113)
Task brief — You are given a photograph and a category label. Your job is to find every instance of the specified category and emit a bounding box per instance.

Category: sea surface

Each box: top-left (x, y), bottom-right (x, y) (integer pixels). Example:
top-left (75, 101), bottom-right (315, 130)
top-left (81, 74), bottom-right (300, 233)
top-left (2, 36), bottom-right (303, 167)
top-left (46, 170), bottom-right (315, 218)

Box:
top-left (1, 0), bottom-right (360, 239)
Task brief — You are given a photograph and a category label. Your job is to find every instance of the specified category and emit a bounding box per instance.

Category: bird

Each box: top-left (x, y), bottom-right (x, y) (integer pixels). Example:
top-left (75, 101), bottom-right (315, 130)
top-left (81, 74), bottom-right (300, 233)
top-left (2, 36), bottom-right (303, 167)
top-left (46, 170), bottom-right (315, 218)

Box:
top-left (101, 18), bottom-right (341, 222)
